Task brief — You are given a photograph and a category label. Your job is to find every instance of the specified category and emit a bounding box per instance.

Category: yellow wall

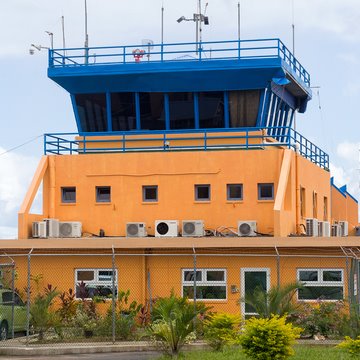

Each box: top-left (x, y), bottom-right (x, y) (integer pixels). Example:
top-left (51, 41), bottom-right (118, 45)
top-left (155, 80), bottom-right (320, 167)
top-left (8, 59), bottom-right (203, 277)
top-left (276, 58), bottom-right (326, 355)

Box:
top-left (11, 253), bottom-right (349, 315)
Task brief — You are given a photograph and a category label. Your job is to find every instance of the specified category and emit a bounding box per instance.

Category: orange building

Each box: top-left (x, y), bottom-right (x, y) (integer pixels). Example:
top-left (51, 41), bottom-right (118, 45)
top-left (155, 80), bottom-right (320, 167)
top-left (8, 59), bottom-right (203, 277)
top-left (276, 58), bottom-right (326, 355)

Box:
top-left (2, 38), bottom-right (359, 314)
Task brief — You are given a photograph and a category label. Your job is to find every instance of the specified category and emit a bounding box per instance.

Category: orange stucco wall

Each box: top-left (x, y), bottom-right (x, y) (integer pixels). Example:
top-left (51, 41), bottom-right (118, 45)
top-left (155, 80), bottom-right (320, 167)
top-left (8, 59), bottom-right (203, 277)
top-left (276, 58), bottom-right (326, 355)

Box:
top-left (18, 146), bottom-right (339, 239)
top-left (331, 185), bottom-right (359, 235)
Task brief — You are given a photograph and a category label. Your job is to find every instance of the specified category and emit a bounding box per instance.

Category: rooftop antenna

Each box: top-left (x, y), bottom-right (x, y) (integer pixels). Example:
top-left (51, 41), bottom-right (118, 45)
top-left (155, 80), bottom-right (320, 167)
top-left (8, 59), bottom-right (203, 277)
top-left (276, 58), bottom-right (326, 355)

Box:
top-left (61, 15), bottom-right (66, 49)
top-left (161, 2), bottom-right (164, 45)
top-left (84, 0), bottom-right (89, 64)
top-left (177, 1), bottom-right (209, 54)
top-left (292, 0), bottom-right (296, 130)
top-left (237, 1), bottom-right (241, 42)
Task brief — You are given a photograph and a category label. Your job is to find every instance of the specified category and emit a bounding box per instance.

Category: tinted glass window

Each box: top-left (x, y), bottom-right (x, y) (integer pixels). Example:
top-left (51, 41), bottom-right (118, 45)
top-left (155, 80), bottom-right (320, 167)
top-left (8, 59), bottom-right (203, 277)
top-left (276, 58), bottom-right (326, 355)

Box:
top-left (111, 92), bottom-right (136, 131)
top-left (183, 271), bottom-right (202, 282)
top-left (298, 287), bottom-right (343, 300)
top-left (227, 184), bottom-right (243, 200)
top-left (143, 186), bottom-right (158, 202)
top-left (76, 93), bottom-right (107, 132)
top-left (198, 92), bottom-right (225, 128)
top-left (169, 92), bottom-right (195, 129)
top-left (195, 185), bottom-right (210, 201)
top-left (229, 90), bottom-right (260, 128)
top-left (206, 271), bottom-right (225, 282)
top-left (96, 186), bottom-right (111, 202)
top-left (61, 187), bottom-right (76, 203)
top-left (299, 271), bottom-right (318, 282)
top-left (258, 183), bottom-right (274, 200)
top-left (139, 93), bottom-right (165, 130)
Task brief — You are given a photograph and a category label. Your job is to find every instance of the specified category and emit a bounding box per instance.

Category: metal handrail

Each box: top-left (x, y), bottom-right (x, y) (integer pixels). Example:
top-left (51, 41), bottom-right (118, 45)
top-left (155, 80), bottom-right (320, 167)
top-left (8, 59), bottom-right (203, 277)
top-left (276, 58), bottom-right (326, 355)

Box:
top-left (49, 38), bottom-right (310, 86)
top-left (44, 127), bottom-right (328, 170)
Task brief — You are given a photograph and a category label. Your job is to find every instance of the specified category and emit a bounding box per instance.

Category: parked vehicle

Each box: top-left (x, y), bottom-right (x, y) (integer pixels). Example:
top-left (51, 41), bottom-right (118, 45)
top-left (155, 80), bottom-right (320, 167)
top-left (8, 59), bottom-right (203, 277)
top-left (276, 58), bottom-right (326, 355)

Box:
top-left (0, 288), bottom-right (27, 340)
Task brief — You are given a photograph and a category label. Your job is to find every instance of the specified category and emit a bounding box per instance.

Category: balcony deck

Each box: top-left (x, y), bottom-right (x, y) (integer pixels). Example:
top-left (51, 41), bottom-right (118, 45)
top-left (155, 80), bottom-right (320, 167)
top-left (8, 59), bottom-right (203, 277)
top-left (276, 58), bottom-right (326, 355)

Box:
top-left (44, 127), bottom-right (329, 170)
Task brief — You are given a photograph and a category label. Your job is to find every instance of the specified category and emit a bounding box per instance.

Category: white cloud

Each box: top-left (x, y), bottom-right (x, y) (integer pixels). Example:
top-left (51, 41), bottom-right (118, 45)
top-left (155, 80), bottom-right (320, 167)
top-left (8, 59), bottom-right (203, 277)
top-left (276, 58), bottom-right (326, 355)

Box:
top-left (336, 141), bottom-right (360, 162)
top-left (0, 148), bottom-right (41, 239)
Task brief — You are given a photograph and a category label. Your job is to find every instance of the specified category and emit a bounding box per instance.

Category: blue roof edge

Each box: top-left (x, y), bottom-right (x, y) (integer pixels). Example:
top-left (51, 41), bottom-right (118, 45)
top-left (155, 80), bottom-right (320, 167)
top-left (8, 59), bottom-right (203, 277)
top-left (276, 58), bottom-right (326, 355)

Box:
top-left (331, 177), bottom-right (358, 203)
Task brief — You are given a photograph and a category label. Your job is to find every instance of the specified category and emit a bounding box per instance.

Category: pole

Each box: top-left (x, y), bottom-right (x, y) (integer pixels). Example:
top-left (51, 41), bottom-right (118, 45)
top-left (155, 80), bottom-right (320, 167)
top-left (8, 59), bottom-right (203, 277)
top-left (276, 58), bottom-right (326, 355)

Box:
top-left (84, 0), bottom-right (89, 64)
top-left (111, 246), bottom-right (116, 343)
top-left (237, 2), bottom-right (241, 41)
top-left (198, 0), bottom-right (202, 53)
top-left (26, 249), bottom-right (33, 346)
top-left (292, 0), bottom-right (296, 130)
top-left (161, 3), bottom-right (164, 44)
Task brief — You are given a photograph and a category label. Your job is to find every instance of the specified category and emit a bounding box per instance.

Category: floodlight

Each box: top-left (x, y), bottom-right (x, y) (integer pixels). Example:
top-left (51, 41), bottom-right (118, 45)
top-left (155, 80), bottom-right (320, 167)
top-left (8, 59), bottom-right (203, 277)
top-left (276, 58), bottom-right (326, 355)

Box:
top-left (177, 16), bottom-right (185, 23)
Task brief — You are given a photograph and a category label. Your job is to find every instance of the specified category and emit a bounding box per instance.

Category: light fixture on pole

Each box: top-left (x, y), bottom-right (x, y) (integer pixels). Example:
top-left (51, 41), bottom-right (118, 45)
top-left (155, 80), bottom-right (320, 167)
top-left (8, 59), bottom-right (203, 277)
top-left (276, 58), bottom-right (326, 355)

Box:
top-left (176, 2), bottom-right (209, 54)
top-left (29, 44), bottom-right (49, 55)
top-left (45, 31), bottom-right (54, 50)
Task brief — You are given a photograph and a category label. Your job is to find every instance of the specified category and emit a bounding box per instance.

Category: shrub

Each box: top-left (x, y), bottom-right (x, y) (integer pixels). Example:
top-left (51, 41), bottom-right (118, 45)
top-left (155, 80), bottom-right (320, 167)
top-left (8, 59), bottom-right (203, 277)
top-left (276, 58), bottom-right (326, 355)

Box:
top-left (337, 336), bottom-right (360, 357)
top-left (239, 315), bottom-right (302, 360)
top-left (204, 313), bottom-right (241, 351)
top-left (148, 292), bottom-right (209, 357)
top-left (293, 300), bottom-right (344, 338)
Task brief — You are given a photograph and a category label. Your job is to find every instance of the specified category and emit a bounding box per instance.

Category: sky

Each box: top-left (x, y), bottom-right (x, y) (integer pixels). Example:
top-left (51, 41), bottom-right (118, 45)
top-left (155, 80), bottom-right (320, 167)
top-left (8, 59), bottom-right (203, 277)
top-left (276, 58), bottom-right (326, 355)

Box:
top-left (0, 0), bottom-right (359, 238)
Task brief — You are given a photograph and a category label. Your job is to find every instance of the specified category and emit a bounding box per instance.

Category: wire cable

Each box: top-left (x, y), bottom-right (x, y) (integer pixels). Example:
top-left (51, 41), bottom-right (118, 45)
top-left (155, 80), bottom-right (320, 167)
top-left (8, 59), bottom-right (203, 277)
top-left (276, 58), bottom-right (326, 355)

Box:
top-left (0, 135), bottom-right (42, 157)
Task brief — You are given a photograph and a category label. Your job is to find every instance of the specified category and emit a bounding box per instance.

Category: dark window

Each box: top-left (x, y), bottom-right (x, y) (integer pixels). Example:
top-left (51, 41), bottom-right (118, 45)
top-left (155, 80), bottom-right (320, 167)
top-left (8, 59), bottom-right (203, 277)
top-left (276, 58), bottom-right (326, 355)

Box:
top-left (183, 271), bottom-right (202, 282)
top-left (111, 92), bottom-right (136, 131)
top-left (227, 184), bottom-right (243, 200)
top-left (169, 92), bottom-right (195, 129)
top-left (258, 183), bottom-right (274, 200)
top-left (96, 186), bottom-right (111, 202)
top-left (198, 92), bottom-right (225, 128)
top-left (195, 184), bottom-right (210, 201)
top-left (75, 93), bottom-right (108, 132)
top-left (229, 90), bottom-right (260, 127)
top-left (298, 287), bottom-right (343, 301)
top-left (139, 92), bottom-right (165, 130)
top-left (143, 185), bottom-right (158, 202)
top-left (61, 187), bottom-right (76, 203)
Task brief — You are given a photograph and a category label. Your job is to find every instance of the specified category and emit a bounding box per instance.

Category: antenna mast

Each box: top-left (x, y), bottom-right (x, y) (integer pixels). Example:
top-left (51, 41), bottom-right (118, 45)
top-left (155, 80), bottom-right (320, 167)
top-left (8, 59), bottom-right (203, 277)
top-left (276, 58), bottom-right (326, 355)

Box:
top-left (161, 2), bottom-right (164, 44)
top-left (84, 0), bottom-right (89, 64)
top-left (237, 2), bottom-right (241, 41)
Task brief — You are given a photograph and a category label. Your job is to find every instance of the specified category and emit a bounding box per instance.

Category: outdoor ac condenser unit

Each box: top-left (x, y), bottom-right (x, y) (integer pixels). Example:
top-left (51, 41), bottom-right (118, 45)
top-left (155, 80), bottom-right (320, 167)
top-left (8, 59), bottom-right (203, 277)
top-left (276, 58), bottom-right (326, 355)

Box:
top-left (32, 221), bottom-right (47, 238)
top-left (237, 221), bottom-right (257, 237)
top-left (182, 220), bottom-right (205, 237)
top-left (339, 221), bottom-right (349, 237)
top-left (43, 218), bottom-right (59, 238)
top-left (126, 222), bottom-right (147, 237)
top-left (318, 221), bottom-right (331, 237)
top-left (58, 221), bottom-right (82, 238)
top-left (306, 218), bottom-right (318, 237)
top-left (331, 224), bottom-right (341, 237)
top-left (155, 220), bottom-right (179, 237)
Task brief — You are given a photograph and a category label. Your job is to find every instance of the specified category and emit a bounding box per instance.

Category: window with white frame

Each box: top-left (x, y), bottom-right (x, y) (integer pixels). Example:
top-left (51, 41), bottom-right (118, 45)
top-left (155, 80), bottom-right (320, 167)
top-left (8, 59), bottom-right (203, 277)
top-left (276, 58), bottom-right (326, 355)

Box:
top-left (75, 269), bottom-right (117, 299)
top-left (182, 269), bottom-right (226, 300)
top-left (297, 269), bottom-right (344, 301)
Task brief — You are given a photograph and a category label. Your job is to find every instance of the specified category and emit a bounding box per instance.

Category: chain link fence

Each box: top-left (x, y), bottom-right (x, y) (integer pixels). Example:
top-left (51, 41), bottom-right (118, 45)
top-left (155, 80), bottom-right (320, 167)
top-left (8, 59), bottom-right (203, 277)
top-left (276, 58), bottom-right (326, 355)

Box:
top-left (0, 247), bottom-right (359, 347)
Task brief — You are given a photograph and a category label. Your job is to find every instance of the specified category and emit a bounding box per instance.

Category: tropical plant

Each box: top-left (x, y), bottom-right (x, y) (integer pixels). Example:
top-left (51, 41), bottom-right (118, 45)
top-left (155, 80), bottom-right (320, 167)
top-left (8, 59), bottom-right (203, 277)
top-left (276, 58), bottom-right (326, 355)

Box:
top-left (204, 313), bottom-right (241, 351)
top-left (57, 288), bottom-right (77, 324)
top-left (293, 300), bottom-right (345, 338)
top-left (239, 281), bottom-right (303, 318)
top-left (30, 284), bottom-right (60, 340)
top-left (148, 292), bottom-right (209, 357)
top-left (239, 315), bottom-right (302, 360)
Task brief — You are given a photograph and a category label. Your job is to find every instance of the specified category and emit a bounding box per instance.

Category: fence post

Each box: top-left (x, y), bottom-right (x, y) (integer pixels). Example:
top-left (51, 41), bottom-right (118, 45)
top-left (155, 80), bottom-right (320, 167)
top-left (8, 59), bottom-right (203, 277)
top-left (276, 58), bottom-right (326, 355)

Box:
top-left (11, 264), bottom-right (15, 339)
top-left (193, 246), bottom-right (197, 331)
top-left (26, 249), bottom-right (33, 347)
top-left (112, 246), bottom-right (116, 344)
top-left (275, 246), bottom-right (280, 288)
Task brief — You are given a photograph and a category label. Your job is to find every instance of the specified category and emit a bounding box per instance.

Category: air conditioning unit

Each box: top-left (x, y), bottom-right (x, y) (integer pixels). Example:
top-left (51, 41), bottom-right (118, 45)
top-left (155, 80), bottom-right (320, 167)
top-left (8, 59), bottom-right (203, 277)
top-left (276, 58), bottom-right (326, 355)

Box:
top-left (306, 218), bottom-right (318, 237)
top-left (331, 224), bottom-right (341, 237)
top-left (155, 220), bottom-right (179, 237)
top-left (126, 222), bottom-right (147, 237)
top-left (339, 221), bottom-right (349, 237)
top-left (182, 220), bottom-right (205, 237)
top-left (318, 221), bottom-right (330, 237)
top-left (43, 218), bottom-right (59, 238)
top-left (238, 221), bottom-right (257, 237)
top-left (32, 221), bottom-right (47, 238)
top-left (59, 221), bottom-right (82, 238)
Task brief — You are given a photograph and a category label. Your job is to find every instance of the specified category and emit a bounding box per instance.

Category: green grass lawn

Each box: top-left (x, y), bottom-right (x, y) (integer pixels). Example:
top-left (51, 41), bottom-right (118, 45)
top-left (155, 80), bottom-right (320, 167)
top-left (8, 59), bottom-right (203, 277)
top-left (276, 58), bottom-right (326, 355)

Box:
top-left (156, 345), bottom-right (352, 359)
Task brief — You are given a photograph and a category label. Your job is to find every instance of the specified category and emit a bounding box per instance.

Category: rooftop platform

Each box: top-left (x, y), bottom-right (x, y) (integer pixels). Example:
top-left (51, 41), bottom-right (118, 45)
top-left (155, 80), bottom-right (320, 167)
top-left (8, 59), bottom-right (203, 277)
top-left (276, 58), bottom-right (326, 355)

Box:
top-left (48, 38), bottom-right (311, 100)
top-left (44, 126), bottom-right (329, 170)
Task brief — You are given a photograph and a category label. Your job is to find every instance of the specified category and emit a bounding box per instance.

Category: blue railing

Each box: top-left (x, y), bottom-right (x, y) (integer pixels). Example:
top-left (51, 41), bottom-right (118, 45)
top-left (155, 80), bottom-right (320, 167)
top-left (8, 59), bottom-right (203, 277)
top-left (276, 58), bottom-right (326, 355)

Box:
top-left (44, 127), bottom-right (328, 170)
top-left (49, 38), bottom-right (310, 86)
